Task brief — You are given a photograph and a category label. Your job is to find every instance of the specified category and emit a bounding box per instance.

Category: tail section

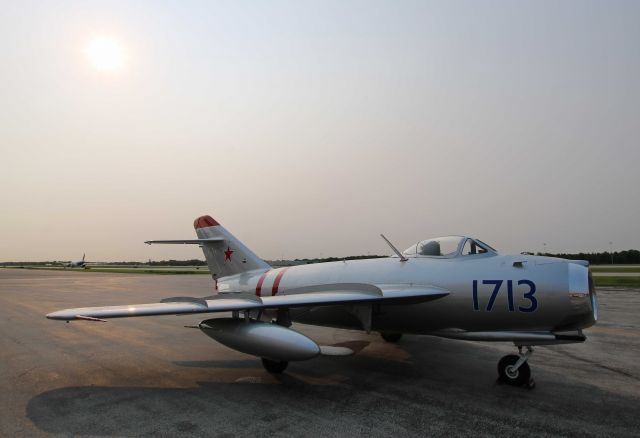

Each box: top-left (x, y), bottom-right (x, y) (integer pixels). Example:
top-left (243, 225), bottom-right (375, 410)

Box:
top-left (194, 215), bottom-right (270, 279)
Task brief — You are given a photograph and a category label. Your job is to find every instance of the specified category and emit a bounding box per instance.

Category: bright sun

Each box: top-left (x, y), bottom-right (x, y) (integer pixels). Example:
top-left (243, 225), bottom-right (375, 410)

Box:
top-left (85, 37), bottom-right (126, 73)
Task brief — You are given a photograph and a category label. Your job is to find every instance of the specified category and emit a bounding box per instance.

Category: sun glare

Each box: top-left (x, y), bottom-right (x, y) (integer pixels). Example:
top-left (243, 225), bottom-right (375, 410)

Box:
top-left (85, 36), bottom-right (126, 73)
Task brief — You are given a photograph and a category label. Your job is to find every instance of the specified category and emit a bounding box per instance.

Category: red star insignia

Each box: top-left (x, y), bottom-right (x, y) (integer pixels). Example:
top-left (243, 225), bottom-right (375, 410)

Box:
top-left (224, 247), bottom-right (234, 261)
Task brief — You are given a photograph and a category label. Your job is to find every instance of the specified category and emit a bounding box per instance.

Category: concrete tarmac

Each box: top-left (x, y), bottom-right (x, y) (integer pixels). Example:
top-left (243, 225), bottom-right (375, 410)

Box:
top-left (1, 269), bottom-right (639, 437)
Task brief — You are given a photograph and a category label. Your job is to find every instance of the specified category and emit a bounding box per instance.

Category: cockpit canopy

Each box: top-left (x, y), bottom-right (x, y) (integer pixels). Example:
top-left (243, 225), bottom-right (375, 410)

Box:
top-left (402, 236), bottom-right (497, 258)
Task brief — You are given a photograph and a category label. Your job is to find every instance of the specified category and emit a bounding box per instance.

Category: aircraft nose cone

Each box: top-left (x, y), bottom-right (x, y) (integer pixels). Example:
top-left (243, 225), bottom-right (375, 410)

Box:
top-left (567, 263), bottom-right (598, 327)
top-left (568, 263), bottom-right (589, 295)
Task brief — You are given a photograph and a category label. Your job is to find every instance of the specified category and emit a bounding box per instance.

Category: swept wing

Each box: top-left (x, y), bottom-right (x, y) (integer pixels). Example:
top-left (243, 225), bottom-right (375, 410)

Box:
top-left (46, 283), bottom-right (448, 321)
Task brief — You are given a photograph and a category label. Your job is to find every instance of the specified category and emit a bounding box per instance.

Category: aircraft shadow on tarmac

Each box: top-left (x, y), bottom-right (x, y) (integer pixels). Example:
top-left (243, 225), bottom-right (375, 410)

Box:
top-left (26, 336), bottom-right (640, 437)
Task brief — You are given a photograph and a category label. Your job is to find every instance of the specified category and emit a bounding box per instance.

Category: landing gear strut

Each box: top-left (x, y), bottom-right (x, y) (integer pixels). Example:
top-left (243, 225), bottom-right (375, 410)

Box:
top-left (497, 346), bottom-right (535, 389)
top-left (261, 358), bottom-right (288, 374)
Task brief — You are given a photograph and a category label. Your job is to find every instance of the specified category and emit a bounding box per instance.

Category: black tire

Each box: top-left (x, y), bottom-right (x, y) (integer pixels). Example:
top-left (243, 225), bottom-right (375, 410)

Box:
top-left (380, 332), bottom-right (403, 343)
top-left (261, 358), bottom-right (288, 374)
top-left (497, 354), bottom-right (531, 386)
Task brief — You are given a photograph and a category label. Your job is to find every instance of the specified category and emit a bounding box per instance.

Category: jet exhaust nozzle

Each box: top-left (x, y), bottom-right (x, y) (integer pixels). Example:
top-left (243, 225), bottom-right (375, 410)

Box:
top-left (199, 318), bottom-right (320, 361)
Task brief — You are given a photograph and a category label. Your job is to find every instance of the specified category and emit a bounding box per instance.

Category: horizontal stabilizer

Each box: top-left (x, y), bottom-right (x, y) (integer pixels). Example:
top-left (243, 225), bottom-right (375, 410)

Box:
top-left (46, 283), bottom-right (449, 321)
top-left (145, 238), bottom-right (225, 245)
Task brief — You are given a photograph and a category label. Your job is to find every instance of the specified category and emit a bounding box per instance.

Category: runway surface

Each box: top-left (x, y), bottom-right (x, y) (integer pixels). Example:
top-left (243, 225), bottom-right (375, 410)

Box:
top-left (1, 269), bottom-right (639, 437)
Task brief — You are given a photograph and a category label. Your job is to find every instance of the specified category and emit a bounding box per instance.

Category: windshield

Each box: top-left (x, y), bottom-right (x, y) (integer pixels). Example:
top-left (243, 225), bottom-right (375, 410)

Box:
top-left (462, 238), bottom-right (489, 255)
top-left (475, 239), bottom-right (497, 252)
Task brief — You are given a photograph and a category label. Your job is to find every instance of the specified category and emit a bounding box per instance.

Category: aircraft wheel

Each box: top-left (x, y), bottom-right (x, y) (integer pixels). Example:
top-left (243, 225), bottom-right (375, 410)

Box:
top-left (261, 358), bottom-right (288, 374)
top-left (497, 354), bottom-right (531, 386)
top-left (380, 332), bottom-right (403, 343)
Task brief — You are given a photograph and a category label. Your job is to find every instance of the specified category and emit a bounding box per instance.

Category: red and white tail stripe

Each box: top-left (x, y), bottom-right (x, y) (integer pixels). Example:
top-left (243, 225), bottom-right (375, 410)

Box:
top-left (255, 267), bottom-right (290, 297)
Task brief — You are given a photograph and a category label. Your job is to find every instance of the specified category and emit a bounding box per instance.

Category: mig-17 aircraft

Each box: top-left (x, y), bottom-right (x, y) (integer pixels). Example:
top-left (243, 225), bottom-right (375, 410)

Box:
top-left (47, 215), bottom-right (598, 388)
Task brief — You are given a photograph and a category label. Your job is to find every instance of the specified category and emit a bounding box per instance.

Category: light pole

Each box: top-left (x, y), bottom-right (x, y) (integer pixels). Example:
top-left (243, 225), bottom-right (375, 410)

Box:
top-left (543, 243), bottom-right (547, 255)
top-left (609, 242), bottom-right (614, 265)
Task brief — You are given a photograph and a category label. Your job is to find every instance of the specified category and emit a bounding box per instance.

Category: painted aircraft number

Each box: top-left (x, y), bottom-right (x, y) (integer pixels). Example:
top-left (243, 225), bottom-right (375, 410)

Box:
top-left (472, 280), bottom-right (537, 313)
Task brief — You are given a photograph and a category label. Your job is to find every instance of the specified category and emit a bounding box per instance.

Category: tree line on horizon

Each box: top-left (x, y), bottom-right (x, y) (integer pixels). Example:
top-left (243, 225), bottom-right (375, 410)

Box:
top-left (2, 250), bottom-right (639, 266)
top-left (536, 249), bottom-right (640, 265)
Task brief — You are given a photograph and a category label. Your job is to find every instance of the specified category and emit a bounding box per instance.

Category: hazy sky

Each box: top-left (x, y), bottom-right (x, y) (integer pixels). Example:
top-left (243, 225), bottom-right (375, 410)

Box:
top-left (1, 1), bottom-right (639, 262)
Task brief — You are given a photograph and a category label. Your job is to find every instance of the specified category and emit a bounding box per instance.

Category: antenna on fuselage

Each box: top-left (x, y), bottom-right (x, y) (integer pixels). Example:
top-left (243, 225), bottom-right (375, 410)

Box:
top-left (380, 234), bottom-right (408, 262)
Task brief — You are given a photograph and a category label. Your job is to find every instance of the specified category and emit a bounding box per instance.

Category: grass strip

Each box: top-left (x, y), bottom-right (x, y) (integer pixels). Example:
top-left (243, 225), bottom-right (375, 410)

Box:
top-left (590, 267), bottom-right (640, 273)
top-left (593, 276), bottom-right (640, 287)
top-left (3, 266), bottom-right (210, 275)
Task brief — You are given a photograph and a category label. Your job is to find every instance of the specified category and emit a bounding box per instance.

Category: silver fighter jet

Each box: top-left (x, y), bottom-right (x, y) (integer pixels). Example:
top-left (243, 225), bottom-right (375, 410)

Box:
top-left (47, 215), bottom-right (597, 388)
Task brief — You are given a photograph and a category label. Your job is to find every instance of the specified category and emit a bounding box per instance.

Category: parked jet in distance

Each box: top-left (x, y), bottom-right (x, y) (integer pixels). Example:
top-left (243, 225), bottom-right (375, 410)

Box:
top-left (59, 253), bottom-right (88, 268)
top-left (47, 215), bottom-right (598, 388)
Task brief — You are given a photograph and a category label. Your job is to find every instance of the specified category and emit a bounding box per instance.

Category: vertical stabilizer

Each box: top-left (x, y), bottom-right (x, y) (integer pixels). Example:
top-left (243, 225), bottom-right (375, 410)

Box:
top-left (194, 215), bottom-right (270, 279)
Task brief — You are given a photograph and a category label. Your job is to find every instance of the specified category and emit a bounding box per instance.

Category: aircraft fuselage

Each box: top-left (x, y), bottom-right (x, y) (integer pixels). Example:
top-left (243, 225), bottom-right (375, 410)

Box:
top-left (217, 254), bottom-right (596, 335)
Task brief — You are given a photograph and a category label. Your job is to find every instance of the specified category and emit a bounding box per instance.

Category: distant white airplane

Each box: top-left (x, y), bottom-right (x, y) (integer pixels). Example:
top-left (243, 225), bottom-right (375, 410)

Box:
top-left (47, 215), bottom-right (598, 388)
top-left (59, 253), bottom-right (88, 268)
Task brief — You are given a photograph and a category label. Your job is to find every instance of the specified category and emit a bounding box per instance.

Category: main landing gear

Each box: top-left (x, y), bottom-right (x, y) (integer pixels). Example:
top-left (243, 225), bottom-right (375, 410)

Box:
top-left (497, 346), bottom-right (536, 389)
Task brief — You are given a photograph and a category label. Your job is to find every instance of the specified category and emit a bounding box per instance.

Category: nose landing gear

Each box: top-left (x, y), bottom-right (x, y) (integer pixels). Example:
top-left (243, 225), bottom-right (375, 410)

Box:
top-left (497, 346), bottom-right (535, 389)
